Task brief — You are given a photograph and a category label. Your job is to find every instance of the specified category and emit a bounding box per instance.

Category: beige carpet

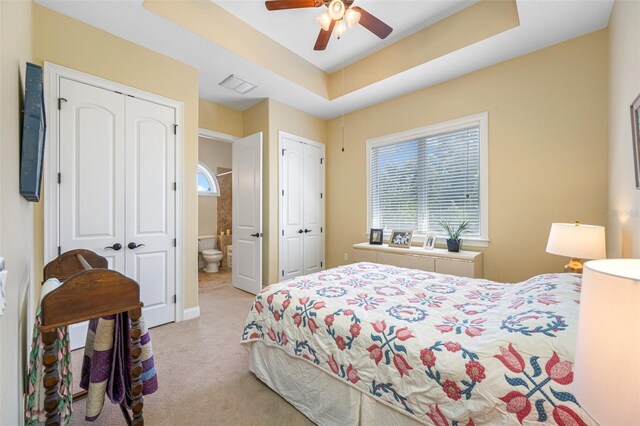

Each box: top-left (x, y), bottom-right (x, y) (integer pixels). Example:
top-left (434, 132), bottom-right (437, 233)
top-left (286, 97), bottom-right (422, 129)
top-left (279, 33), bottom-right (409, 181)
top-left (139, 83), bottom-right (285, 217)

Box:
top-left (69, 271), bottom-right (314, 425)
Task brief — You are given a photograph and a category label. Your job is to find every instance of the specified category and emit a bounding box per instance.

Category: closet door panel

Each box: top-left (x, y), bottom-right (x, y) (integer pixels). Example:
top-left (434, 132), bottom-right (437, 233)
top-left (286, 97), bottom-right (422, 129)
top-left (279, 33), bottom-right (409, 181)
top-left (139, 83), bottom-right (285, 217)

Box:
top-left (302, 144), bottom-right (323, 275)
top-left (124, 97), bottom-right (176, 327)
top-left (58, 77), bottom-right (125, 273)
top-left (280, 137), bottom-right (305, 280)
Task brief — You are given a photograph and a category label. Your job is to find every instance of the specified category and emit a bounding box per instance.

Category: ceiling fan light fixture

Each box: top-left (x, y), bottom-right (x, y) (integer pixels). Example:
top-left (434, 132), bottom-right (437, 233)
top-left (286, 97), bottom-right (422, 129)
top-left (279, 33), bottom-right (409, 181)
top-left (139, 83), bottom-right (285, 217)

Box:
top-left (316, 11), bottom-right (332, 32)
top-left (344, 8), bottom-right (360, 28)
top-left (327, 0), bottom-right (345, 20)
top-left (334, 19), bottom-right (348, 37)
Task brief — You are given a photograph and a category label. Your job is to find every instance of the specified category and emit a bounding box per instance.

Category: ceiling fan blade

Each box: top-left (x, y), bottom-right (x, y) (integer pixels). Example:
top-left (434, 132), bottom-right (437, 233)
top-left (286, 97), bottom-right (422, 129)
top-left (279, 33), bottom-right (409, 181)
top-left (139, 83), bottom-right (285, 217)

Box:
top-left (265, 0), bottom-right (322, 11)
top-left (352, 7), bottom-right (393, 39)
top-left (314, 20), bottom-right (336, 51)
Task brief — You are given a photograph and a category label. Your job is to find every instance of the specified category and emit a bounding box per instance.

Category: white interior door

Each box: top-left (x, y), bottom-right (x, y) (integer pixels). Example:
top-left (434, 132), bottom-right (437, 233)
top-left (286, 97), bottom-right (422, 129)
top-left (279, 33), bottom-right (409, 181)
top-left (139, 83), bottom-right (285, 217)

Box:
top-left (58, 78), bottom-right (125, 348)
top-left (302, 144), bottom-right (324, 274)
top-left (124, 96), bottom-right (176, 327)
top-left (232, 133), bottom-right (263, 294)
top-left (280, 137), bottom-right (304, 280)
top-left (279, 132), bottom-right (325, 281)
top-left (58, 78), bottom-right (176, 349)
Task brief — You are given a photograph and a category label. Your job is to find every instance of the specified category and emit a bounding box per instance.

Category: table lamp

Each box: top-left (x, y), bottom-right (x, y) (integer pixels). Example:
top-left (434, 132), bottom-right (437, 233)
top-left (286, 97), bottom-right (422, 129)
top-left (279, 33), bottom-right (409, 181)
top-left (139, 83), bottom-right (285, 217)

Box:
top-left (545, 222), bottom-right (606, 273)
top-left (574, 259), bottom-right (640, 425)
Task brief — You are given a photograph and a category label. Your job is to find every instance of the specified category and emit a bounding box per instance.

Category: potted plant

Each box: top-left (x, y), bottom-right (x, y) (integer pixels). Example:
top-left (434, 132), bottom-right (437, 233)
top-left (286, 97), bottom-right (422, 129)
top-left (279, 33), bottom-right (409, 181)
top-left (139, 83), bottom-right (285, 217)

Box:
top-left (439, 220), bottom-right (470, 252)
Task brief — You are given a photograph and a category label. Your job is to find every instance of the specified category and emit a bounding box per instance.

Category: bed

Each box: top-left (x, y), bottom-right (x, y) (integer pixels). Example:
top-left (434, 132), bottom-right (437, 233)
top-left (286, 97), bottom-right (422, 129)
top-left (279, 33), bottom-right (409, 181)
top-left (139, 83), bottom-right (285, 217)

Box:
top-left (241, 262), bottom-right (592, 425)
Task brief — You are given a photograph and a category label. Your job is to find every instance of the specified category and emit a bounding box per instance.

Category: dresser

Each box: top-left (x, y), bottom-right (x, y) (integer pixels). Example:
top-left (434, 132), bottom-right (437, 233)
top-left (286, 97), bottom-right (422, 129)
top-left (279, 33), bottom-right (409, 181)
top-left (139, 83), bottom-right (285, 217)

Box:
top-left (352, 242), bottom-right (483, 278)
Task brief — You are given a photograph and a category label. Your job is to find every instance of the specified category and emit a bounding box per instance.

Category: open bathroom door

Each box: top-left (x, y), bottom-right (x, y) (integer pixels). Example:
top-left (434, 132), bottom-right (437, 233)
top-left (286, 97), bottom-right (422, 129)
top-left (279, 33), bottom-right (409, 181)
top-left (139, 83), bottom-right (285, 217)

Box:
top-left (232, 132), bottom-right (263, 294)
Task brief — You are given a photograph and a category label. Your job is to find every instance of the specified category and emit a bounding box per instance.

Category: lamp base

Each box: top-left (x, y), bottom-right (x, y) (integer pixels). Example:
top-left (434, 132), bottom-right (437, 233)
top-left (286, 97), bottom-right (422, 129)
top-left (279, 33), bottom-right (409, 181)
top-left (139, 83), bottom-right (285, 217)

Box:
top-left (564, 258), bottom-right (583, 274)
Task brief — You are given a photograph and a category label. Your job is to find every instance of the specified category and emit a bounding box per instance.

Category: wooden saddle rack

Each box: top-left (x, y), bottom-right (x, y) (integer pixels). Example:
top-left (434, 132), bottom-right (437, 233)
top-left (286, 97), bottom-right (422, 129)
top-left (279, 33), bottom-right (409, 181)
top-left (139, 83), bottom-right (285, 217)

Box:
top-left (40, 249), bottom-right (145, 426)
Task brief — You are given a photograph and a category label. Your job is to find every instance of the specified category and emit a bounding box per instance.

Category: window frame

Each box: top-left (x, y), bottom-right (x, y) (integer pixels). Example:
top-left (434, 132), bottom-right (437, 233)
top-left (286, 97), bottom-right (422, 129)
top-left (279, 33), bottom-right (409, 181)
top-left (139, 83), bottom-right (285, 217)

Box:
top-left (198, 162), bottom-right (220, 197)
top-left (366, 112), bottom-right (489, 248)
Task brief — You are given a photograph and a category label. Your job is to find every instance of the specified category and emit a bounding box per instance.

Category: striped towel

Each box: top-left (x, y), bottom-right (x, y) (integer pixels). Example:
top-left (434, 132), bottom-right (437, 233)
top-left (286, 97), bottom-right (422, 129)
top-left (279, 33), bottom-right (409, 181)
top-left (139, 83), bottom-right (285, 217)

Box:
top-left (80, 312), bottom-right (158, 421)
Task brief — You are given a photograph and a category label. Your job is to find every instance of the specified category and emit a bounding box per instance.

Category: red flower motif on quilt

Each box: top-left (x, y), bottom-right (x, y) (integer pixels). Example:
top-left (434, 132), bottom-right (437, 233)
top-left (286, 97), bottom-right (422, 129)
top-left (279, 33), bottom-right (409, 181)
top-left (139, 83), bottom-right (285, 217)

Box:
top-left (299, 296), bottom-right (310, 305)
top-left (254, 301), bottom-right (263, 313)
top-left (267, 294), bottom-right (274, 304)
top-left (465, 361), bottom-right (486, 383)
top-left (327, 354), bottom-right (339, 374)
top-left (553, 405), bottom-right (588, 426)
top-left (324, 314), bottom-right (335, 327)
top-left (292, 312), bottom-right (302, 327)
top-left (267, 328), bottom-right (277, 341)
top-left (273, 310), bottom-right (281, 321)
top-left (349, 323), bottom-right (361, 337)
top-left (444, 341), bottom-right (461, 352)
top-left (336, 335), bottom-right (346, 350)
top-left (499, 391), bottom-right (531, 424)
top-left (313, 301), bottom-right (326, 310)
top-left (545, 352), bottom-right (573, 385)
top-left (420, 348), bottom-right (437, 368)
top-left (426, 405), bottom-right (448, 426)
top-left (442, 379), bottom-right (461, 401)
top-left (346, 364), bottom-right (361, 384)
top-left (282, 298), bottom-right (290, 309)
top-left (495, 344), bottom-right (525, 373)
top-left (308, 318), bottom-right (319, 334)
top-left (395, 327), bottom-right (413, 341)
top-left (372, 320), bottom-right (387, 333)
top-left (367, 344), bottom-right (383, 365)
top-left (392, 353), bottom-right (413, 377)
top-left (342, 309), bottom-right (354, 316)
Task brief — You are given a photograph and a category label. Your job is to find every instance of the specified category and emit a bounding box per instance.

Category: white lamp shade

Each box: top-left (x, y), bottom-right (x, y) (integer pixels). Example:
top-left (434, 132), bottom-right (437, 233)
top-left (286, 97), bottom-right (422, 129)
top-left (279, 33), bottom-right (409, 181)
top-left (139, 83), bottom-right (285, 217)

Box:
top-left (327, 0), bottom-right (345, 20)
top-left (316, 11), bottom-right (332, 32)
top-left (574, 259), bottom-right (640, 424)
top-left (546, 223), bottom-right (606, 260)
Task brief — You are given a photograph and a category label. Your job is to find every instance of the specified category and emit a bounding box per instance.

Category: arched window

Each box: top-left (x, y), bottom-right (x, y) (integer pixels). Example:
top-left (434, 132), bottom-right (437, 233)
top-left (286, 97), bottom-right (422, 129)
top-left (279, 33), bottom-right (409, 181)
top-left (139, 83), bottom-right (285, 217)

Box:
top-left (198, 163), bottom-right (219, 196)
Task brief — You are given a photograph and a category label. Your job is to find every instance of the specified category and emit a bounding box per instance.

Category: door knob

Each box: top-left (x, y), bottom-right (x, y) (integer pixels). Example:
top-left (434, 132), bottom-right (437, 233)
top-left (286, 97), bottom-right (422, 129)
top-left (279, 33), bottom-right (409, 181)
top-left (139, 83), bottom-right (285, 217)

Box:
top-left (304, 229), bottom-right (311, 233)
top-left (128, 242), bottom-right (145, 249)
top-left (298, 229), bottom-right (304, 234)
top-left (104, 243), bottom-right (122, 251)
top-left (250, 233), bottom-right (261, 238)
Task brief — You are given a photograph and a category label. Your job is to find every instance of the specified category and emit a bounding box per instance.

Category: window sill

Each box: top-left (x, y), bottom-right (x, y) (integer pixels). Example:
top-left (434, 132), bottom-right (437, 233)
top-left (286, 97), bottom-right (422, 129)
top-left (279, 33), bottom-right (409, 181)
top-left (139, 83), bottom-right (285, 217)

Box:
top-left (198, 192), bottom-right (219, 197)
top-left (363, 232), bottom-right (489, 248)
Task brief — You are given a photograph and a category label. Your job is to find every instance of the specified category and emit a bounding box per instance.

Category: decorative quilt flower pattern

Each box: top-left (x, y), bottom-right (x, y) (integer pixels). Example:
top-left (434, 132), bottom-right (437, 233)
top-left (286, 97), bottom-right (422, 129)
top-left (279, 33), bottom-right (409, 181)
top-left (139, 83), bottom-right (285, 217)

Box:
top-left (241, 262), bottom-right (592, 425)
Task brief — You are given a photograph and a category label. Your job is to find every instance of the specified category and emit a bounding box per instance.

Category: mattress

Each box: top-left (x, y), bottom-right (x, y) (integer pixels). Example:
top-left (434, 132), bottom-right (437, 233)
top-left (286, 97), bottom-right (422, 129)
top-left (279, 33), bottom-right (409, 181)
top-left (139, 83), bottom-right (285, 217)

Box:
top-left (241, 262), bottom-right (592, 425)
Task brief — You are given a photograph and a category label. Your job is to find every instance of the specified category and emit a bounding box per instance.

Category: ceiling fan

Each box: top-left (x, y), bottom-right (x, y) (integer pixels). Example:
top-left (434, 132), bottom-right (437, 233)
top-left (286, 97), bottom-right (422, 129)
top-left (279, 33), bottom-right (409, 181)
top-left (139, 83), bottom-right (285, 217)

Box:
top-left (265, 0), bottom-right (393, 51)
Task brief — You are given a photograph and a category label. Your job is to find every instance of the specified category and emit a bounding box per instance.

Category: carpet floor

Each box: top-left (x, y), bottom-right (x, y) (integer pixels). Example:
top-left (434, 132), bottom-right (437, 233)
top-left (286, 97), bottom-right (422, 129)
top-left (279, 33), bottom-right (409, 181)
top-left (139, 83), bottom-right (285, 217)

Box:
top-left (68, 271), bottom-right (314, 425)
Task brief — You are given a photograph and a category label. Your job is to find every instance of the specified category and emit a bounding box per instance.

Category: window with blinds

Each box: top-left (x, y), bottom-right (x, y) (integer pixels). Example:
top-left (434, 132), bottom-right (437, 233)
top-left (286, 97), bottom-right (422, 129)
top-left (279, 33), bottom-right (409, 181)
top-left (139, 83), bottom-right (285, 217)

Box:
top-left (368, 115), bottom-right (487, 240)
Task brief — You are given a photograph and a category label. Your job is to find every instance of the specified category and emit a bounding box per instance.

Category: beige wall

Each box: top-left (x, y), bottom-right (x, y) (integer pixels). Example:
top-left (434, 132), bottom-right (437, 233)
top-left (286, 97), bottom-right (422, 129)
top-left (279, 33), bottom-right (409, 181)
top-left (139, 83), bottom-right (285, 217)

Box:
top-left (607, 0), bottom-right (640, 258)
top-left (198, 137), bottom-right (232, 237)
top-left (0, 1), bottom-right (34, 423)
top-left (326, 30), bottom-right (608, 283)
top-left (32, 4), bottom-right (200, 309)
top-left (199, 98), bottom-right (243, 137)
top-left (242, 99), bottom-right (327, 285)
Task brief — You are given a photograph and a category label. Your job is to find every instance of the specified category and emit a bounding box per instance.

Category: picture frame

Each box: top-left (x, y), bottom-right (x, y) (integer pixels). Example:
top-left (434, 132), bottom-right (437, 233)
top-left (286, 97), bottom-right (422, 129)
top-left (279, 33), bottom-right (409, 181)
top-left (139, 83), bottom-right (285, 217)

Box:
top-left (369, 228), bottom-right (384, 245)
top-left (631, 93), bottom-right (640, 189)
top-left (389, 230), bottom-right (413, 248)
top-left (423, 232), bottom-right (437, 250)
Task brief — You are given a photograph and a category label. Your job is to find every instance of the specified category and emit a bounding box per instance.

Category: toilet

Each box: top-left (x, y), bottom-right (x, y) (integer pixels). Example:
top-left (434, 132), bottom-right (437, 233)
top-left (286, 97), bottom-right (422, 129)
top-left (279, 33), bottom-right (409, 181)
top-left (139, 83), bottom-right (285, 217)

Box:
top-left (198, 235), bottom-right (223, 273)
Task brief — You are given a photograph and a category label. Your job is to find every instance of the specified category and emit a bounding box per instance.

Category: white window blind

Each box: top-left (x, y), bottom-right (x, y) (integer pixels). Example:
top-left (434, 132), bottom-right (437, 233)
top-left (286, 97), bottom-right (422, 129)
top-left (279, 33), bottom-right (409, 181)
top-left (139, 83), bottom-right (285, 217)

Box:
top-left (370, 124), bottom-right (482, 237)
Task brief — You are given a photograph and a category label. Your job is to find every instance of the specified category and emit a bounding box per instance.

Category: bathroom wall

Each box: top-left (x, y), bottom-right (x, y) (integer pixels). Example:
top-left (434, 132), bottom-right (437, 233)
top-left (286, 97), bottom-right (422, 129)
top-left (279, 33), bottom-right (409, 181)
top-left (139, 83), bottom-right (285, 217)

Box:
top-left (198, 137), bottom-right (232, 237)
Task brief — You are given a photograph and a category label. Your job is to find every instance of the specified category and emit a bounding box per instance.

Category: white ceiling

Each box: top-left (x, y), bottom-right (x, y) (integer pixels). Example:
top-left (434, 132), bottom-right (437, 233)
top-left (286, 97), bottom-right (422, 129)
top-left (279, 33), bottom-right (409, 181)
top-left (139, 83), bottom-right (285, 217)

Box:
top-left (35, 0), bottom-right (613, 120)
top-left (214, 0), bottom-right (478, 73)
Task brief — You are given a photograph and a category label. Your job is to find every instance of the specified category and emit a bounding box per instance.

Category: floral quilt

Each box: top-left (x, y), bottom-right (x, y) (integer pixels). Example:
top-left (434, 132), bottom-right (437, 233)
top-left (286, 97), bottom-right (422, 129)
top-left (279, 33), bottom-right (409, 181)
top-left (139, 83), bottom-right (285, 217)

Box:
top-left (241, 262), bottom-right (591, 425)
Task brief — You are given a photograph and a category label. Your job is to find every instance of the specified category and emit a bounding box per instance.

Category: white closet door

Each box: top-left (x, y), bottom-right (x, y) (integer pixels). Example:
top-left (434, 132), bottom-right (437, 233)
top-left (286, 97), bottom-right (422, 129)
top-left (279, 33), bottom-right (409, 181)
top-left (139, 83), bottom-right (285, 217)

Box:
top-left (232, 133), bottom-right (263, 294)
top-left (302, 144), bottom-right (324, 274)
top-left (59, 77), bottom-right (125, 272)
top-left (124, 97), bottom-right (176, 327)
top-left (280, 137), bottom-right (304, 280)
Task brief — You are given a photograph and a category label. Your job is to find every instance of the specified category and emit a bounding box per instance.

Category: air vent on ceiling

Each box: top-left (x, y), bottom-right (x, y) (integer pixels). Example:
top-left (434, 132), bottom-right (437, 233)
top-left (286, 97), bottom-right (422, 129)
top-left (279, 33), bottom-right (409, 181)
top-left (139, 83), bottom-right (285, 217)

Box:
top-left (219, 74), bottom-right (257, 95)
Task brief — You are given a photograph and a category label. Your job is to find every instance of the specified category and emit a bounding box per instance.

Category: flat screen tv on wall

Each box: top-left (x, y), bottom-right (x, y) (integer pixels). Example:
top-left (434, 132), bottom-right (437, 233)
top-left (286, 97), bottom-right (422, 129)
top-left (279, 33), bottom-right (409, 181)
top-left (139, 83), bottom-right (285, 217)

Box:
top-left (20, 62), bottom-right (46, 202)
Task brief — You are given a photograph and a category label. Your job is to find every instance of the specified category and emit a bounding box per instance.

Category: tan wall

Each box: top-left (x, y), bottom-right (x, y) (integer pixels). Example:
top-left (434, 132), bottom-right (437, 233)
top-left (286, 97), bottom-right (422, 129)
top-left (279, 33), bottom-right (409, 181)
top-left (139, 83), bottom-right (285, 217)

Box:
top-left (607, 0), bottom-right (640, 258)
top-left (326, 30), bottom-right (608, 283)
top-left (242, 99), bottom-right (327, 286)
top-left (199, 98), bottom-right (243, 137)
top-left (0, 1), bottom-right (34, 423)
top-left (198, 137), bottom-right (232, 237)
top-left (32, 4), bottom-right (200, 309)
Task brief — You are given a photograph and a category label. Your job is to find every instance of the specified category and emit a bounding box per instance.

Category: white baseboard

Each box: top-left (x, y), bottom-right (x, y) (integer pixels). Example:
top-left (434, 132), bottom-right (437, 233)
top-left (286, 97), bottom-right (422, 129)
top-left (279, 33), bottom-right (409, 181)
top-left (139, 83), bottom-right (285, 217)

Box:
top-left (183, 306), bottom-right (201, 321)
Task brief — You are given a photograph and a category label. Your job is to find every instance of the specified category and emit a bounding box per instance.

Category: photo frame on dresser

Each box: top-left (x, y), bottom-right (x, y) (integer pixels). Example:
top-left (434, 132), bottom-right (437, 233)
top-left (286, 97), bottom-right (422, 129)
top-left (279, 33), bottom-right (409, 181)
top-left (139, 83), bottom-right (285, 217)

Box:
top-left (423, 233), bottom-right (437, 250)
top-left (631, 93), bottom-right (640, 189)
top-left (389, 230), bottom-right (413, 248)
top-left (369, 228), bottom-right (384, 245)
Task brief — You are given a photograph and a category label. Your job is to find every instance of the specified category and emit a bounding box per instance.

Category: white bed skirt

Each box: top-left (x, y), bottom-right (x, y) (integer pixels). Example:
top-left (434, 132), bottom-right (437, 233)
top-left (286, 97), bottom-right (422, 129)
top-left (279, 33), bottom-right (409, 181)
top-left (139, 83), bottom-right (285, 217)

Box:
top-left (248, 342), bottom-right (422, 426)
